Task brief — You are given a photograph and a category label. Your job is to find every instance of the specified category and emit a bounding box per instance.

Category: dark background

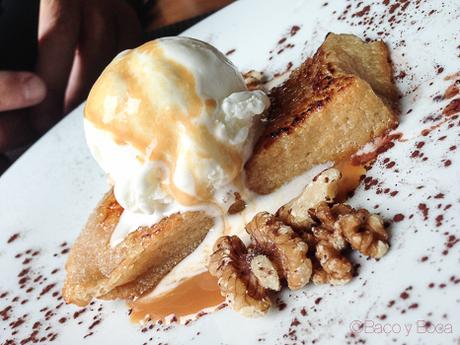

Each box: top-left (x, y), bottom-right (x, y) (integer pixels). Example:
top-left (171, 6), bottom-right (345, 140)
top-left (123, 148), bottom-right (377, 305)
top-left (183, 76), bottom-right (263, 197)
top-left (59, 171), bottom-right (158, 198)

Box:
top-left (0, 0), bottom-right (234, 175)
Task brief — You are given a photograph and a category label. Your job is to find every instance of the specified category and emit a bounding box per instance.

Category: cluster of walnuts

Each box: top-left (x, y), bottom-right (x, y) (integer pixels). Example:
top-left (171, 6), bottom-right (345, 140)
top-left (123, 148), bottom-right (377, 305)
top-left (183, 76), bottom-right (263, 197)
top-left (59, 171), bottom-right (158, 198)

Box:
top-left (208, 169), bottom-right (390, 317)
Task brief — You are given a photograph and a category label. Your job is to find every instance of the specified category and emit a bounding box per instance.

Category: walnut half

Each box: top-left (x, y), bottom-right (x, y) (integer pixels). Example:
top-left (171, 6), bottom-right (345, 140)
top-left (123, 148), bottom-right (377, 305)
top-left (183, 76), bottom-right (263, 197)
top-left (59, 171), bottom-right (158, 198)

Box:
top-left (309, 202), bottom-right (390, 259)
top-left (208, 236), bottom-right (271, 317)
top-left (246, 212), bottom-right (312, 290)
top-left (312, 241), bottom-right (353, 285)
top-left (304, 203), bottom-right (354, 285)
top-left (277, 168), bottom-right (342, 229)
top-left (338, 211), bottom-right (389, 258)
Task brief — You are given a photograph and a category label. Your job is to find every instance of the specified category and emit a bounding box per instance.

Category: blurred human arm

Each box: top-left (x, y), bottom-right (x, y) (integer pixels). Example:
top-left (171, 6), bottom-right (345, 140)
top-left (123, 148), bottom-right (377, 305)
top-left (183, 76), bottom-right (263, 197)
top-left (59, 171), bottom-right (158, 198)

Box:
top-left (0, 0), bottom-right (142, 155)
top-left (31, 0), bottom-right (142, 133)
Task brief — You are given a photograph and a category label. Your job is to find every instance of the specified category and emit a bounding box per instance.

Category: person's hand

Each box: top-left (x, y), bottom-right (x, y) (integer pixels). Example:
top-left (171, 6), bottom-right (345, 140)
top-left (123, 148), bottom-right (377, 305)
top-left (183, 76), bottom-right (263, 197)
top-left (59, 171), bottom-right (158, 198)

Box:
top-left (0, 0), bottom-right (142, 154)
top-left (0, 72), bottom-right (47, 151)
top-left (0, 72), bottom-right (47, 112)
top-left (31, 0), bottom-right (142, 134)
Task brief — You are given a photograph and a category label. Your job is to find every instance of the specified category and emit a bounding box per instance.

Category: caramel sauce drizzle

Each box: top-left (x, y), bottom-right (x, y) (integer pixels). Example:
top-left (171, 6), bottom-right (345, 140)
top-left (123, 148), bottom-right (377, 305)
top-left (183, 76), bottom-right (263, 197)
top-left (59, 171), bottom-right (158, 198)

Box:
top-left (85, 41), bottom-right (242, 206)
top-left (129, 272), bottom-right (224, 323)
top-left (334, 159), bottom-right (367, 202)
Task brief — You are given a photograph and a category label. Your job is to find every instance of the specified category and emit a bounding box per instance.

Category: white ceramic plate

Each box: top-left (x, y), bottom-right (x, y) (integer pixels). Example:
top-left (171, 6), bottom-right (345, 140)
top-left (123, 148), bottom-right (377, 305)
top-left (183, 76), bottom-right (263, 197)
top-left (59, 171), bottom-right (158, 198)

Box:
top-left (1, 1), bottom-right (459, 344)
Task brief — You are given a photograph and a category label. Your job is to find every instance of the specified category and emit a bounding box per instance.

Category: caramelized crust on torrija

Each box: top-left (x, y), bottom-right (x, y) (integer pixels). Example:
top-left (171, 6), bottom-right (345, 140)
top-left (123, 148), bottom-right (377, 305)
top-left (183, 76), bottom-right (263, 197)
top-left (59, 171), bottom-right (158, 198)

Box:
top-left (63, 191), bottom-right (213, 306)
top-left (245, 33), bottom-right (399, 194)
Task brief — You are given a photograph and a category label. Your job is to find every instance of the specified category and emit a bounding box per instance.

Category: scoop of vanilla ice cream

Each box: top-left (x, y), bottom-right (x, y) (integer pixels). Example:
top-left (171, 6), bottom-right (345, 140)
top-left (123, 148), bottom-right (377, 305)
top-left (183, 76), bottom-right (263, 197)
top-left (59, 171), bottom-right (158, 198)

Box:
top-left (84, 37), bottom-right (269, 214)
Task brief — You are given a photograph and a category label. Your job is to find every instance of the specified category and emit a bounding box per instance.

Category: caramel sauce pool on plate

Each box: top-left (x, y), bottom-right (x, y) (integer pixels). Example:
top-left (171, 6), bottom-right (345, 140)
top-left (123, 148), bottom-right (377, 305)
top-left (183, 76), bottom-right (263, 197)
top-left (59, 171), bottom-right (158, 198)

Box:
top-left (129, 272), bottom-right (224, 323)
